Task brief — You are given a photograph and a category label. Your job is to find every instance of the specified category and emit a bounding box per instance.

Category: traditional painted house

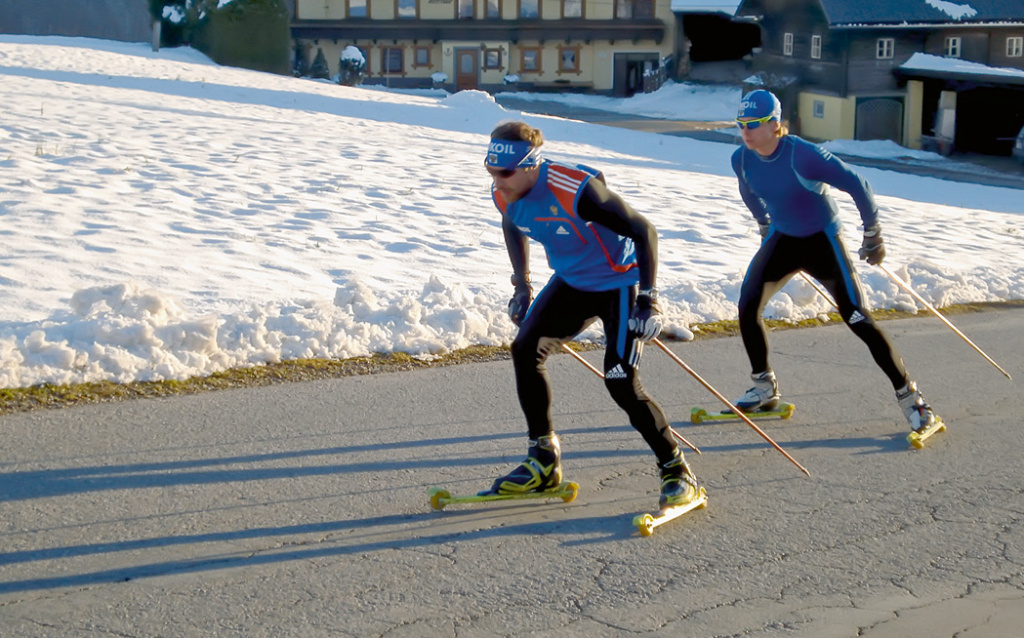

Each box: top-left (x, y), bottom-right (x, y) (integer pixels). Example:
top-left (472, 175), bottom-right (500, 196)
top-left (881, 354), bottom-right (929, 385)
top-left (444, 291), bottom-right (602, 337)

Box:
top-left (733, 0), bottom-right (1024, 154)
top-left (291, 0), bottom-right (677, 95)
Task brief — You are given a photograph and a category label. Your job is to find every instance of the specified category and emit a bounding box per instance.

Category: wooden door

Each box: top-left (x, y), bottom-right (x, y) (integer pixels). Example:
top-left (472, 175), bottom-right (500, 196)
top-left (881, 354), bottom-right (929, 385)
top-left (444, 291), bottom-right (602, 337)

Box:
top-left (455, 49), bottom-right (479, 91)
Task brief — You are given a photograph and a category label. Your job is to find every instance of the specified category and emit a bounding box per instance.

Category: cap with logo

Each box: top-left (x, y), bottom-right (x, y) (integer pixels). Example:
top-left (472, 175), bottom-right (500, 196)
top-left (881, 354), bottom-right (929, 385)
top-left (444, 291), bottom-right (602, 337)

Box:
top-left (737, 90), bottom-right (782, 121)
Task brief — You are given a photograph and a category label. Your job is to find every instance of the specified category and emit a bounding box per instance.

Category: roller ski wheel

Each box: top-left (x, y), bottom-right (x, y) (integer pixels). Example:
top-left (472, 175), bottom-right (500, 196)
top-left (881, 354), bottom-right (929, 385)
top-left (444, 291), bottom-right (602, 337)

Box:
top-left (690, 402), bottom-right (795, 424)
top-left (907, 418), bottom-right (946, 449)
top-left (428, 481), bottom-right (579, 510)
top-left (633, 487), bottom-right (708, 537)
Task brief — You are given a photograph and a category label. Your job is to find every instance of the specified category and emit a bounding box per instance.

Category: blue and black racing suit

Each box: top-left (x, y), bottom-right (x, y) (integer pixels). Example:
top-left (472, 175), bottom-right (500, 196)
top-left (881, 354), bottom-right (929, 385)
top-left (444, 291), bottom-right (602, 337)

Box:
top-left (732, 135), bottom-right (909, 389)
top-left (494, 160), bottom-right (678, 464)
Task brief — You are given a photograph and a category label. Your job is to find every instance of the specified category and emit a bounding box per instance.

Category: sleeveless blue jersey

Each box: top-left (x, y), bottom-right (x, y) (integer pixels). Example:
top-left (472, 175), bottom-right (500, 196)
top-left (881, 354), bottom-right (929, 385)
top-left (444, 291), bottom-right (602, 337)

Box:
top-left (731, 136), bottom-right (879, 238)
top-left (493, 160), bottom-right (639, 292)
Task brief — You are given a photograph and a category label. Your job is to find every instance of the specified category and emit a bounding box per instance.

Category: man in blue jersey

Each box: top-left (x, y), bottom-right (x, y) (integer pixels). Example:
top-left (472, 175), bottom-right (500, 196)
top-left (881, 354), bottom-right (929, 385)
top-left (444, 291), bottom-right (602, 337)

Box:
top-left (730, 89), bottom-right (941, 435)
top-left (482, 120), bottom-right (701, 509)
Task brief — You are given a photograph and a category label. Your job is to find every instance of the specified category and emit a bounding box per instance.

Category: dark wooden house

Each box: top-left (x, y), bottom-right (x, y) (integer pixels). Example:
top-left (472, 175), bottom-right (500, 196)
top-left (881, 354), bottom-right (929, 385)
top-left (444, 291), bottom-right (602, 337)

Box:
top-left (734, 0), bottom-right (1024, 154)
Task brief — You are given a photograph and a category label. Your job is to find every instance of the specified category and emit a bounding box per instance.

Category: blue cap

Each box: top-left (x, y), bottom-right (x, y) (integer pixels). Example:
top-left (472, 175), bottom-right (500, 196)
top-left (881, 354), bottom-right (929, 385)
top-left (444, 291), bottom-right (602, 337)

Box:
top-left (737, 90), bottom-right (782, 121)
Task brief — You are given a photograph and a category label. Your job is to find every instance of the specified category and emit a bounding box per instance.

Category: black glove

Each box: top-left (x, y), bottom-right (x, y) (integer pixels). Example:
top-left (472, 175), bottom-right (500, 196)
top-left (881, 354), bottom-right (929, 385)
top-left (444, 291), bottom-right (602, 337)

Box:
top-left (628, 289), bottom-right (663, 342)
top-left (508, 273), bottom-right (533, 326)
top-left (859, 224), bottom-right (885, 265)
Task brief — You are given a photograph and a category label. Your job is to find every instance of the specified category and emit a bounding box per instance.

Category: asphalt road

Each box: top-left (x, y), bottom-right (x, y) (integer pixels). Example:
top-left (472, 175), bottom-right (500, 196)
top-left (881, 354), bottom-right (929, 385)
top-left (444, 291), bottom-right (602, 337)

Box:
top-left (2, 305), bottom-right (1023, 637)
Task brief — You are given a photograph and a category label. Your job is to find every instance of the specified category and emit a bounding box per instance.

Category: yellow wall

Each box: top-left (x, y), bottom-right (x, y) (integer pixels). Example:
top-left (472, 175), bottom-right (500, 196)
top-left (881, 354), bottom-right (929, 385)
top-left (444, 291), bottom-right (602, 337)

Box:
top-left (304, 39), bottom-right (669, 92)
top-left (797, 92), bottom-right (856, 141)
top-left (587, 0), bottom-right (614, 19)
top-left (903, 80), bottom-right (925, 149)
top-left (295, 0), bottom-right (675, 92)
top-left (296, 0), bottom-right (345, 19)
top-left (376, 0), bottom-right (396, 19)
top-left (421, 0), bottom-right (455, 19)
top-left (299, 0), bottom-right (673, 21)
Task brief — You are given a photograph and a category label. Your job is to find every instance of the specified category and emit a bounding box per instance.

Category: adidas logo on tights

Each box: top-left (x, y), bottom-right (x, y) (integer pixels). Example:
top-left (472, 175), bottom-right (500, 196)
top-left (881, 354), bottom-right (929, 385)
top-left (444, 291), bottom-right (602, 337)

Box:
top-left (605, 364), bottom-right (628, 380)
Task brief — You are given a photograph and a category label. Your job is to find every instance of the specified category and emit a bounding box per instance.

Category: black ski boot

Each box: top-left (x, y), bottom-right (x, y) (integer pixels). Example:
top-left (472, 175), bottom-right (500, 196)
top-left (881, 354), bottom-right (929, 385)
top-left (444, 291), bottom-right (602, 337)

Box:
top-left (482, 434), bottom-right (562, 495)
top-left (659, 450), bottom-right (698, 509)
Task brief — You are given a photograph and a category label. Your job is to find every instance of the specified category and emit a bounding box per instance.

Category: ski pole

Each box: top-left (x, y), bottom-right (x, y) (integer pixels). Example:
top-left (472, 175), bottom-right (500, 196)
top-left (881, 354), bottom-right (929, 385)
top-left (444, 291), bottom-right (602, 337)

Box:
top-left (560, 343), bottom-right (701, 455)
top-left (799, 272), bottom-right (838, 310)
top-left (878, 264), bottom-right (1012, 380)
top-left (652, 338), bottom-right (810, 477)
top-left (561, 343), bottom-right (604, 378)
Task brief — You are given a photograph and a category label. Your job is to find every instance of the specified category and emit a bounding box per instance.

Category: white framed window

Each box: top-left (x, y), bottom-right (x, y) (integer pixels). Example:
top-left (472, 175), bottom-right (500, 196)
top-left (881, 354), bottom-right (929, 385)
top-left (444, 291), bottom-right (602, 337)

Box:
top-left (397, 0), bottom-right (417, 18)
top-left (558, 46), bottom-right (579, 73)
top-left (348, 0), bottom-right (367, 18)
top-left (944, 36), bottom-right (961, 58)
top-left (519, 0), bottom-right (538, 18)
top-left (562, 0), bottom-right (582, 18)
top-left (520, 48), bottom-right (541, 73)
top-left (813, 100), bottom-right (825, 119)
top-left (876, 38), bottom-right (894, 59)
top-left (783, 33), bottom-right (794, 56)
top-left (1008, 36), bottom-right (1024, 58)
top-left (615, 0), bottom-right (653, 18)
top-left (381, 47), bottom-right (403, 74)
top-left (811, 35), bottom-right (822, 59)
top-left (483, 48), bottom-right (502, 70)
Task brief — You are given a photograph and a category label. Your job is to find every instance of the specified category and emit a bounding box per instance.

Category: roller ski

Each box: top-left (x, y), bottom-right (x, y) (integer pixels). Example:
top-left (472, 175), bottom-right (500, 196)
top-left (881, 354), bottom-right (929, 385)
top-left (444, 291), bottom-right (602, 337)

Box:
top-left (906, 419), bottom-right (946, 449)
top-left (429, 481), bottom-right (579, 510)
top-left (694, 370), bottom-right (792, 423)
top-left (899, 381), bottom-right (946, 449)
top-left (431, 434), bottom-right (578, 510)
top-left (634, 452), bottom-right (708, 537)
top-left (690, 401), bottom-right (795, 424)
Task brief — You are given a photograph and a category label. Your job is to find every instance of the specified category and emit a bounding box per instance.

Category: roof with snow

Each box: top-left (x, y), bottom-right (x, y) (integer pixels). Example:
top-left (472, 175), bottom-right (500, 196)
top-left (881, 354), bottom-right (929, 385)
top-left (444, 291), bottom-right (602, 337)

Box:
top-left (897, 52), bottom-right (1024, 85)
top-left (737, 0), bottom-right (1024, 26)
top-left (670, 0), bottom-right (741, 14)
top-left (822, 0), bottom-right (1023, 25)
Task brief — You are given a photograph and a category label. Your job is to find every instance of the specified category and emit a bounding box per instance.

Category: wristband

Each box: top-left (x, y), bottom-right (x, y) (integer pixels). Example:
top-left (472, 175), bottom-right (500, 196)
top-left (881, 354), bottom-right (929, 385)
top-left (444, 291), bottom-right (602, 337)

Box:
top-left (637, 287), bottom-right (659, 302)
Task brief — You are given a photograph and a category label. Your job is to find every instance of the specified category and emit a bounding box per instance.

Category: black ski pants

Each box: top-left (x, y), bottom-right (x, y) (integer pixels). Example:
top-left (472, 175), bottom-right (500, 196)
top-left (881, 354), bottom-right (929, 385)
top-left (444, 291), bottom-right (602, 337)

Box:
top-left (738, 230), bottom-right (909, 390)
top-left (511, 277), bottom-right (678, 465)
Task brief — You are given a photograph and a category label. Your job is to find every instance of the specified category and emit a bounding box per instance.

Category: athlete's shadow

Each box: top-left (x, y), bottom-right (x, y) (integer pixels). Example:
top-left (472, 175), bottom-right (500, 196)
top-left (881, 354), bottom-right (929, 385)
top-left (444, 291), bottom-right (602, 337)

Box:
top-left (0, 504), bottom-right (641, 595)
top-left (789, 433), bottom-right (912, 455)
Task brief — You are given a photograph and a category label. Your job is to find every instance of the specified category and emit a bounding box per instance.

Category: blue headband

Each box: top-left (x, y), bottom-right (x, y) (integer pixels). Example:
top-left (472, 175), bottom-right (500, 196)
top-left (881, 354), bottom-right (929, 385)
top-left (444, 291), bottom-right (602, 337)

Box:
top-left (485, 139), bottom-right (542, 170)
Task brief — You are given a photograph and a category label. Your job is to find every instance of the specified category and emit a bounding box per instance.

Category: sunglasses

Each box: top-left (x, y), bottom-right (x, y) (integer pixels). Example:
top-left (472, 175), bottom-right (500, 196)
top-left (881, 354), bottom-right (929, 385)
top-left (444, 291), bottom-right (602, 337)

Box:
top-left (485, 166), bottom-right (517, 179)
top-left (735, 115), bottom-right (776, 130)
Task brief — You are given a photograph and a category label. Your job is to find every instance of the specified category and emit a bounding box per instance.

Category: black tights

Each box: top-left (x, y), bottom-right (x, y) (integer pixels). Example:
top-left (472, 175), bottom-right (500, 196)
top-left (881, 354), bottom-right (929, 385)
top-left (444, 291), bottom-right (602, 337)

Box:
top-left (738, 231), bottom-right (909, 390)
top-left (511, 277), bottom-right (678, 464)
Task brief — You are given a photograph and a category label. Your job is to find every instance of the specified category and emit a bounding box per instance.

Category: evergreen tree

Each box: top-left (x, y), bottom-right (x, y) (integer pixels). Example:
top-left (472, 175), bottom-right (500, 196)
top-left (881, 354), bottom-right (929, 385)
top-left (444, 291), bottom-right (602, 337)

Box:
top-left (149, 1), bottom-right (217, 47)
top-left (337, 47), bottom-right (366, 86)
top-left (309, 48), bottom-right (331, 80)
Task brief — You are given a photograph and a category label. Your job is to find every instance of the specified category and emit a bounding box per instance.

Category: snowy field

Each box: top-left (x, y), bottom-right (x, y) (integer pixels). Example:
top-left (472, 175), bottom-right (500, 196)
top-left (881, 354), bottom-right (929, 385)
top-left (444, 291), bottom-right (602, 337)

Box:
top-left (1, 35), bottom-right (1022, 389)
